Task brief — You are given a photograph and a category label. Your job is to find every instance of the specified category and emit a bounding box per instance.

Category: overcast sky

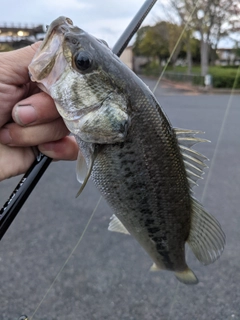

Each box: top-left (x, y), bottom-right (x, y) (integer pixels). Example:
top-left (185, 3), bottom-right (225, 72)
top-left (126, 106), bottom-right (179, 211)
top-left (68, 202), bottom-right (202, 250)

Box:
top-left (1, 0), bottom-right (236, 48)
top-left (1, 0), bottom-right (167, 47)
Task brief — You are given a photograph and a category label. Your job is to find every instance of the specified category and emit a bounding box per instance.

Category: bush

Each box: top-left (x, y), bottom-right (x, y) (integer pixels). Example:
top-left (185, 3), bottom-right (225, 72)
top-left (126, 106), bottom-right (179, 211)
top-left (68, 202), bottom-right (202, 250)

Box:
top-left (142, 61), bottom-right (161, 77)
top-left (210, 68), bottom-right (240, 89)
top-left (192, 76), bottom-right (205, 86)
top-left (140, 64), bottom-right (240, 88)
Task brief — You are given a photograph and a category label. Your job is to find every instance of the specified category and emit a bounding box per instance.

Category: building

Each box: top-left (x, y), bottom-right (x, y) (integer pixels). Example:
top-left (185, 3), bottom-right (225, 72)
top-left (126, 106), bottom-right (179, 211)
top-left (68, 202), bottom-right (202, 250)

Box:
top-left (216, 48), bottom-right (240, 66)
top-left (119, 46), bottom-right (134, 70)
top-left (0, 22), bottom-right (44, 51)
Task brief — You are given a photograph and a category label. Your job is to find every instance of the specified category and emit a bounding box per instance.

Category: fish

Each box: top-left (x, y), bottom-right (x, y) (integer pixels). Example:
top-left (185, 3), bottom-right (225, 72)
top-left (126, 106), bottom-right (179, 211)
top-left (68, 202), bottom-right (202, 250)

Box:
top-left (28, 17), bottom-right (225, 285)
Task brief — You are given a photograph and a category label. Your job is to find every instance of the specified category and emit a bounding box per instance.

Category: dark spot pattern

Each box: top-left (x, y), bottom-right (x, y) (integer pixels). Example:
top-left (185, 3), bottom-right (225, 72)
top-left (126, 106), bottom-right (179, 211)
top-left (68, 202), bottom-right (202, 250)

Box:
top-left (69, 34), bottom-right (193, 274)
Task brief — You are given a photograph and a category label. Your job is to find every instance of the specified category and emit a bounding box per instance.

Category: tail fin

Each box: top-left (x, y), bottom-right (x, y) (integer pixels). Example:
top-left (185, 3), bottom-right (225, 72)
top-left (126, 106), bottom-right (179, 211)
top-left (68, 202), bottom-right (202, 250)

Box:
top-left (175, 268), bottom-right (199, 285)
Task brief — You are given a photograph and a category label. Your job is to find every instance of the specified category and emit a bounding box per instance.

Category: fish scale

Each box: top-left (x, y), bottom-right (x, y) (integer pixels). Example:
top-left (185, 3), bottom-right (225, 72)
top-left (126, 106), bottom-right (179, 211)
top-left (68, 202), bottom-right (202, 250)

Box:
top-left (78, 87), bottom-right (191, 272)
top-left (29, 16), bottom-right (225, 285)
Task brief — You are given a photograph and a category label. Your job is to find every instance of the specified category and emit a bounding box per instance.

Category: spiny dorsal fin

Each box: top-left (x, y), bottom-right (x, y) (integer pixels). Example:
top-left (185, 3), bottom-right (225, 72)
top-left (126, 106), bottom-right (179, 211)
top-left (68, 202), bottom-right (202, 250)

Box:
top-left (175, 128), bottom-right (210, 147)
top-left (177, 137), bottom-right (210, 148)
top-left (108, 214), bottom-right (130, 235)
top-left (174, 128), bottom-right (209, 188)
top-left (180, 145), bottom-right (209, 162)
top-left (183, 160), bottom-right (205, 175)
top-left (187, 198), bottom-right (225, 265)
top-left (174, 128), bottom-right (204, 136)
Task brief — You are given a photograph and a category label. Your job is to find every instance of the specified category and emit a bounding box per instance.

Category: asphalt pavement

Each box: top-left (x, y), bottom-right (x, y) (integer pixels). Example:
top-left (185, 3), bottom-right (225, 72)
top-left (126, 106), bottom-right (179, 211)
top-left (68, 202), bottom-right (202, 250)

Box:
top-left (0, 77), bottom-right (240, 320)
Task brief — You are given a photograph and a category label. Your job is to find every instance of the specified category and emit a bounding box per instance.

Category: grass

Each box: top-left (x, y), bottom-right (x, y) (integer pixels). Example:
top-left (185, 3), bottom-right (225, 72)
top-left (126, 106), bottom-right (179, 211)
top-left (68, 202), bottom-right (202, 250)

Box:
top-left (141, 62), bottom-right (240, 88)
top-left (164, 65), bottom-right (240, 88)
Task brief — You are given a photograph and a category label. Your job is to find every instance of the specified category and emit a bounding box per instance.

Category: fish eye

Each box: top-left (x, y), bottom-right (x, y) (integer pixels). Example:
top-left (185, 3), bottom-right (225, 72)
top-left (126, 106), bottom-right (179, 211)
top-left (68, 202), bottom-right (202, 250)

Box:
top-left (74, 51), bottom-right (93, 72)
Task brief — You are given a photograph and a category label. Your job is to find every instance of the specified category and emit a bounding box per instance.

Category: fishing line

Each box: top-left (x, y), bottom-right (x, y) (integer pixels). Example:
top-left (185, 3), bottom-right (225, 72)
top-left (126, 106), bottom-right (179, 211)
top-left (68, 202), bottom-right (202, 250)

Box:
top-left (15, 1), bottom-right (157, 318)
top-left (145, 0), bottom-right (200, 317)
top-left (29, 196), bottom-right (102, 320)
top-left (166, 26), bottom-right (240, 320)
top-left (201, 64), bottom-right (240, 202)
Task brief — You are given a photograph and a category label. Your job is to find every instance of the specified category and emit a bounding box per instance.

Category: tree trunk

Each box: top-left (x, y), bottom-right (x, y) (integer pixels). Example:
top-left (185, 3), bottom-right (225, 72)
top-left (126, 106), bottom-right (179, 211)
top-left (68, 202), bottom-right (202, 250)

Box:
top-left (186, 32), bottom-right (192, 75)
top-left (187, 48), bottom-right (192, 75)
top-left (201, 40), bottom-right (209, 76)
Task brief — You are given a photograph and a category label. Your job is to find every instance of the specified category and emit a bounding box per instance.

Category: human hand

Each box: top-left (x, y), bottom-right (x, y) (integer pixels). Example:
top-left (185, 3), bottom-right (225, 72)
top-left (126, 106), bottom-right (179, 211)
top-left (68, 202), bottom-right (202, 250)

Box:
top-left (0, 43), bottom-right (78, 181)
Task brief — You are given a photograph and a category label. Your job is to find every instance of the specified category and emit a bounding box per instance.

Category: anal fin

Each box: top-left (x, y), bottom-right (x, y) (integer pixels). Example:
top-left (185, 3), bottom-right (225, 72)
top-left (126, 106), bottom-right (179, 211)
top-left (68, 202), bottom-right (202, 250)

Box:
top-left (108, 215), bottom-right (130, 235)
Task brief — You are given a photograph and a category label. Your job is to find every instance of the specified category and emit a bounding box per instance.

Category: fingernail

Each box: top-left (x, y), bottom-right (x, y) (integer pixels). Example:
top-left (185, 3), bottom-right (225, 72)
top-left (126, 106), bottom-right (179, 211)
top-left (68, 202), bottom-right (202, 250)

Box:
top-left (14, 104), bottom-right (37, 125)
top-left (0, 128), bottom-right (12, 144)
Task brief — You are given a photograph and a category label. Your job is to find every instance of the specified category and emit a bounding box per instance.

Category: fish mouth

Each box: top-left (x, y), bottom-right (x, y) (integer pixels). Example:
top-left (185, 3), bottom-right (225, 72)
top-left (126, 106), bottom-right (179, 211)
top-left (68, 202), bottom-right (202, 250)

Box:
top-left (28, 17), bottom-right (75, 86)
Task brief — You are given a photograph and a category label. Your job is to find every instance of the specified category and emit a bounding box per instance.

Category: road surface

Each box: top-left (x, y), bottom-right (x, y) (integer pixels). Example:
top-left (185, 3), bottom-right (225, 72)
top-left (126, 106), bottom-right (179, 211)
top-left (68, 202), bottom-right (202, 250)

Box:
top-left (0, 77), bottom-right (239, 320)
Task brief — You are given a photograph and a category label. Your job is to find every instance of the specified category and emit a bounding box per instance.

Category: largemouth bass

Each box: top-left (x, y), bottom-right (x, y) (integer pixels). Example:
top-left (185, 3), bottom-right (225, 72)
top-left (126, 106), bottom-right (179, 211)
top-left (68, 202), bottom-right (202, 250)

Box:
top-left (29, 17), bottom-right (225, 285)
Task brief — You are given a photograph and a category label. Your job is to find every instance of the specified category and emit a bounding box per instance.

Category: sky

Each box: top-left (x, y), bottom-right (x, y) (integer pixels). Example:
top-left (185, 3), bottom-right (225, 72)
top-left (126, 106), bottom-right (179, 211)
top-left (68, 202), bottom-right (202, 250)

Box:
top-left (1, 0), bottom-right (237, 49)
top-left (1, 0), bottom-right (166, 47)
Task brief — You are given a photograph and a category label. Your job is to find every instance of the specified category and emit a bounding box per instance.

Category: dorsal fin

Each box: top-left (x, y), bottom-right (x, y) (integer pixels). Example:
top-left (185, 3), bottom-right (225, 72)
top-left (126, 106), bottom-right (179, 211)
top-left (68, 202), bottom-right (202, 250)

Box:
top-left (188, 198), bottom-right (225, 265)
top-left (174, 128), bottom-right (209, 189)
top-left (174, 128), bottom-right (204, 136)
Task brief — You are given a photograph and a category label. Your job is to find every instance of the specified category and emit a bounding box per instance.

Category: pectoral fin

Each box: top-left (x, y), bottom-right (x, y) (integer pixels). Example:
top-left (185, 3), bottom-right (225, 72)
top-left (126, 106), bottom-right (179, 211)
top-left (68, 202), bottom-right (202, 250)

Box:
top-left (76, 151), bottom-right (88, 184)
top-left (75, 144), bottom-right (98, 198)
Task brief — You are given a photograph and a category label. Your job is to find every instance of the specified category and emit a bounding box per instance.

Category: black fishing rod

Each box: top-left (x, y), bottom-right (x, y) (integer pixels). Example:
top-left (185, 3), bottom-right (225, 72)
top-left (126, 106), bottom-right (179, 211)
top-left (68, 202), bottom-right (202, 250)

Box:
top-left (0, 0), bottom-right (158, 240)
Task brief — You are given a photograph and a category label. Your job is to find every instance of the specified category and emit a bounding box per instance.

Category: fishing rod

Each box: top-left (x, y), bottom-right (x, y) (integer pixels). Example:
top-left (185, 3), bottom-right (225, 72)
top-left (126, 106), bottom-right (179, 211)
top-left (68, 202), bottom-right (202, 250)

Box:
top-left (0, 0), bottom-right (158, 240)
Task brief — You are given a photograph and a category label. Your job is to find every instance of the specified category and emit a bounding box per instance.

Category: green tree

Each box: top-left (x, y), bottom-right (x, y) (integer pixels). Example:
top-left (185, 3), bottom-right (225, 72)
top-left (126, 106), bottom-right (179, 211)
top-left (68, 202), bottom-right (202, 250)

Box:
top-left (169, 0), bottom-right (240, 76)
top-left (133, 21), bottom-right (185, 66)
top-left (0, 43), bottom-right (14, 52)
top-left (133, 22), bottom-right (169, 64)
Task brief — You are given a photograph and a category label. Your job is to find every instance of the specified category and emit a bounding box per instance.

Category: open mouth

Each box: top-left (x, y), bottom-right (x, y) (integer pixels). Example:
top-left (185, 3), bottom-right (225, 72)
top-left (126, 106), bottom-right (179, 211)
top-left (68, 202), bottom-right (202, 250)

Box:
top-left (28, 17), bottom-right (74, 82)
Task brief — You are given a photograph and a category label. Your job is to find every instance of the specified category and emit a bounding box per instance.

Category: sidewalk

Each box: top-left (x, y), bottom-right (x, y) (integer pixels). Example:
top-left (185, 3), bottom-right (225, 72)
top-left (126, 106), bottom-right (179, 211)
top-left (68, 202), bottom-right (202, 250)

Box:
top-left (162, 78), bottom-right (240, 95)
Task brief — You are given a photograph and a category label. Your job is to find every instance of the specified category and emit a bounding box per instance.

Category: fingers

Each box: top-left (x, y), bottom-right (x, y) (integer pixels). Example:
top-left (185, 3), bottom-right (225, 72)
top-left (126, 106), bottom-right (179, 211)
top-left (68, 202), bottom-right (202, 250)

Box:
top-left (12, 91), bottom-right (59, 126)
top-left (0, 136), bottom-right (79, 181)
top-left (0, 144), bottom-right (35, 182)
top-left (0, 118), bottom-right (69, 147)
top-left (0, 81), bottom-right (33, 128)
top-left (0, 42), bottom-right (41, 85)
top-left (0, 42), bottom-right (41, 128)
top-left (39, 136), bottom-right (79, 160)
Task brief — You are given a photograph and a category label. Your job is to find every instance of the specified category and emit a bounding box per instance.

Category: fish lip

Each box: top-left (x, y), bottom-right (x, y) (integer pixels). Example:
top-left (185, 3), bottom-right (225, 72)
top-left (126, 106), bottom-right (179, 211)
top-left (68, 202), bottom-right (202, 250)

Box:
top-left (29, 17), bottom-right (74, 84)
top-left (41, 16), bottom-right (73, 49)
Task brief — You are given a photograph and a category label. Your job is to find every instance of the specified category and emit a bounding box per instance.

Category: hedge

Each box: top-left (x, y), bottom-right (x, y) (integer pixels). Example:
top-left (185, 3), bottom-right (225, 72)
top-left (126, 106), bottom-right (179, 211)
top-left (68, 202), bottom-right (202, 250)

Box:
top-left (210, 68), bottom-right (240, 89)
top-left (140, 63), bottom-right (240, 88)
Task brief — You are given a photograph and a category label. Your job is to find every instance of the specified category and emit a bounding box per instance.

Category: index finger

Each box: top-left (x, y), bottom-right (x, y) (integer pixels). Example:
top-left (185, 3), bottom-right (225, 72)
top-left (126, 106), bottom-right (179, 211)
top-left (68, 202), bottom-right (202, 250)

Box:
top-left (0, 42), bottom-right (41, 85)
top-left (0, 42), bottom-right (41, 128)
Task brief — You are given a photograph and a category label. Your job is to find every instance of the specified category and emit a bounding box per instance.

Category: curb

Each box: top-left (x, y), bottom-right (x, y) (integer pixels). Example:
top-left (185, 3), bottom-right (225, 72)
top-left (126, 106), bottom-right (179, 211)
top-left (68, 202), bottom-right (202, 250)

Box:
top-left (162, 78), bottom-right (240, 95)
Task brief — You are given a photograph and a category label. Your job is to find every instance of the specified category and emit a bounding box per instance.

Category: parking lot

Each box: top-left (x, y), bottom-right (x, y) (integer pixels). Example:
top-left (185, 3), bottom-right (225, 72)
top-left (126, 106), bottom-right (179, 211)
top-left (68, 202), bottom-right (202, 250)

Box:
top-left (1, 77), bottom-right (240, 320)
